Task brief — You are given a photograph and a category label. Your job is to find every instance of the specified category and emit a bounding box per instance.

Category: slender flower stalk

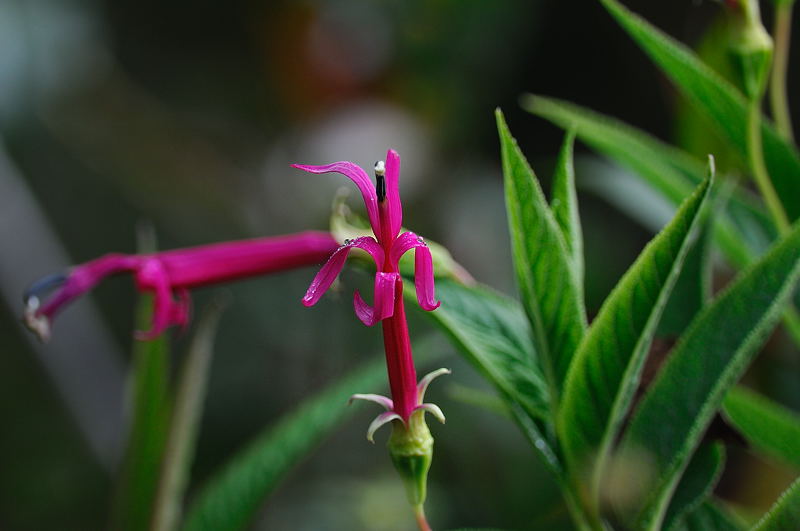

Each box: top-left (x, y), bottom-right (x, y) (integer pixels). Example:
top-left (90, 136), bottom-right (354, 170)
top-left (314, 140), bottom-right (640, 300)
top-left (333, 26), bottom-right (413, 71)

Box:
top-left (295, 150), bottom-right (449, 529)
top-left (23, 231), bottom-right (339, 341)
top-left (725, 0), bottom-right (791, 235)
top-left (770, 0), bottom-right (795, 143)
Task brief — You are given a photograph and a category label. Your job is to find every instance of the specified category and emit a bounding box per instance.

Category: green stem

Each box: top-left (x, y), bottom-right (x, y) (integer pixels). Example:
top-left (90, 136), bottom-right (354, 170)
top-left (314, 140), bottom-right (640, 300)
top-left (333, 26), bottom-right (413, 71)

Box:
top-left (150, 301), bottom-right (224, 531)
top-left (770, 2), bottom-right (795, 143)
top-left (562, 481), bottom-right (605, 531)
top-left (414, 505), bottom-right (432, 531)
top-left (747, 98), bottom-right (791, 235)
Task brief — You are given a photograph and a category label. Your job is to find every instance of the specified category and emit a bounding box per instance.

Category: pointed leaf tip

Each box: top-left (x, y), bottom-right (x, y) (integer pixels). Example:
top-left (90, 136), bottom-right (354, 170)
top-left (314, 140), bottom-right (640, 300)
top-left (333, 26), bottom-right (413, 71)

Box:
top-left (558, 170), bottom-right (714, 502)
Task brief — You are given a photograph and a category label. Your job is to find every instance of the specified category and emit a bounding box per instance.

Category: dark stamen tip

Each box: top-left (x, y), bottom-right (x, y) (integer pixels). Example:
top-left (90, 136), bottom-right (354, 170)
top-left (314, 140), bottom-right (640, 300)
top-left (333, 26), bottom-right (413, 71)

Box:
top-left (374, 160), bottom-right (386, 202)
top-left (23, 272), bottom-right (68, 305)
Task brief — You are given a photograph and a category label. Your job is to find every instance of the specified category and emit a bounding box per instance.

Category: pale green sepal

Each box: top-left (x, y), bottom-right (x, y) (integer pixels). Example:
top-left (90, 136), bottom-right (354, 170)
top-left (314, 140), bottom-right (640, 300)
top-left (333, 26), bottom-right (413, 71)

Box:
top-left (367, 411), bottom-right (402, 443)
top-left (349, 393), bottom-right (393, 411)
top-left (417, 367), bottom-right (451, 403)
top-left (414, 403), bottom-right (446, 424)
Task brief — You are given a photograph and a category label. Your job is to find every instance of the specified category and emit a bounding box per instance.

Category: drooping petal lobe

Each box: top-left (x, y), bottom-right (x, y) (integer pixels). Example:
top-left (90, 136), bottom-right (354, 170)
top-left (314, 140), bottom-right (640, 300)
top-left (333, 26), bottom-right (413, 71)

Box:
top-left (414, 243), bottom-right (440, 311)
top-left (417, 367), bottom-right (451, 403)
top-left (413, 403), bottom-right (447, 424)
top-left (292, 162), bottom-right (381, 236)
top-left (303, 237), bottom-right (382, 307)
top-left (366, 411), bottom-right (402, 443)
top-left (134, 258), bottom-right (176, 340)
top-left (384, 149), bottom-right (402, 239)
top-left (353, 272), bottom-right (398, 326)
top-left (388, 232), bottom-right (440, 311)
top-left (349, 393), bottom-right (394, 411)
top-left (388, 231), bottom-right (423, 266)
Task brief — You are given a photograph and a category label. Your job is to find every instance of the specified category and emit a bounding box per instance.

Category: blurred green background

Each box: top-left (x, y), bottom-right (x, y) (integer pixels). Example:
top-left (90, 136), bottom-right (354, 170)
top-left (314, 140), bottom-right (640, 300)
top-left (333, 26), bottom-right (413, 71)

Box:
top-left (1, 1), bottom-right (798, 529)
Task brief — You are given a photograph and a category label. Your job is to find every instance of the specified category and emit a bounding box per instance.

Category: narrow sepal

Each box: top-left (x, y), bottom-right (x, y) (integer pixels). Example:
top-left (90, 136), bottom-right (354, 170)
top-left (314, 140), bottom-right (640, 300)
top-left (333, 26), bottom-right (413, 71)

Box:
top-left (366, 411), bottom-right (402, 443)
top-left (417, 367), bottom-right (451, 403)
top-left (414, 403), bottom-right (446, 424)
top-left (349, 393), bottom-right (394, 411)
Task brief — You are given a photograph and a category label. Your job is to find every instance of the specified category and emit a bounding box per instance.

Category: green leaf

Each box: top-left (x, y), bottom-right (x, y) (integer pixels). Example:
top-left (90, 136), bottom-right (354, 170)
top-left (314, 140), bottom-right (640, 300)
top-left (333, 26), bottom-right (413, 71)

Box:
top-left (414, 278), bottom-right (558, 471)
top-left (551, 130), bottom-right (584, 292)
top-left (672, 500), bottom-right (745, 531)
top-left (523, 94), bottom-right (774, 269)
top-left (181, 349), bottom-right (396, 531)
top-left (110, 294), bottom-right (172, 531)
top-left (496, 108), bottom-right (586, 400)
top-left (722, 386), bottom-right (800, 469)
top-left (664, 442), bottom-right (726, 531)
top-left (657, 204), bottom-right (714, 338)
top-left (523, 94), bottom-right (700, 204)
top-left (524, 94), bottom-right (800, 348)
top-left (597, 0), bottom-right (800, 222)
top-left (151, 299), bottom-right (226, 531)
top-left (557, 169), bottom-right (713, 501)
top-left (622, 220), bottom-right (800, 530)
top-left (754, 476), bottom-right (800, 531)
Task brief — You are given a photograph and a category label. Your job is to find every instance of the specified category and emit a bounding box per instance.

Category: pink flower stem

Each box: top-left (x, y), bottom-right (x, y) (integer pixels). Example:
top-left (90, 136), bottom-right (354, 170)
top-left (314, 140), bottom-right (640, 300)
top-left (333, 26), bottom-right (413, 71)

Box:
top-left (376, 189), bottom-right (419, 422)
top-left (381, 278), bottom-right (418, 422)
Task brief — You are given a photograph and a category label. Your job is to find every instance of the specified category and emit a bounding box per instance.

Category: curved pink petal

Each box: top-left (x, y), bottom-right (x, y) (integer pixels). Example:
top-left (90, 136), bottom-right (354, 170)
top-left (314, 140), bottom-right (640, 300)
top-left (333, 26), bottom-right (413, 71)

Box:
top-left (384, 149), bottom-right (402, 239)
top-left (292, 162), bottom-right (381, 236)
top-left (302, 237), bottom-right (382, 307)
top-left (414, 242), bottom-right (440, 311)
top-left (388, 231), bottom-right (424, 266)
top-left (353, 272), bottom-right (398, 326)
top-left (36, 254), bottom-right (140, 320)
top-left (388, 232), bottom-right (440, 312)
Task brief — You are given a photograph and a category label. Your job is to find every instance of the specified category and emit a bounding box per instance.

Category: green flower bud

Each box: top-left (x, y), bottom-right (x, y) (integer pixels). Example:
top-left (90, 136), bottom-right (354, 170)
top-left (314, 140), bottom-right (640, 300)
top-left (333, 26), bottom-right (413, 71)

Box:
top-left (387, 409), bottom-right (434, 508)
top-left (727, 0), bottom-right (774, 99)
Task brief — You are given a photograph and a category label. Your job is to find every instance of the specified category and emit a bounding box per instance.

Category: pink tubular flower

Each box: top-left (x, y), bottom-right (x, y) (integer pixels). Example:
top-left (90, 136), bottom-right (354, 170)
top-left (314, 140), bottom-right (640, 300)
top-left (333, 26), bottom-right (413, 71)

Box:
top-left (23, 231), bottom-right (339, 341)
top-left (293, 149), bottom-right (447, 428)
top-left (295, 150), bottom-right (449, 526)
top-left (296, 151), bottom-right (440, 326)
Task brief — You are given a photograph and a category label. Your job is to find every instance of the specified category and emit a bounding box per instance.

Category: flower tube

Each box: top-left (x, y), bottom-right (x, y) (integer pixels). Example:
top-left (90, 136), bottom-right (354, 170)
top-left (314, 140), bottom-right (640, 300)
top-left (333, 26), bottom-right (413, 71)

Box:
top-left (295, 150), bottom-right (448, 529)
top-left (24, 231), bottom-right (339, 341)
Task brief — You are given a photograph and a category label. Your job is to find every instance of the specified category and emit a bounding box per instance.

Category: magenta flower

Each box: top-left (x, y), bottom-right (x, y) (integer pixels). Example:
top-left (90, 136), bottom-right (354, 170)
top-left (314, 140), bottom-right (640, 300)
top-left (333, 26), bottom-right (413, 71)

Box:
top-left (294, 150), bottom-right (446, 420)
top-left (295, 150), bottom-right (449, 526)
top-left (296, 151), bottom-right (440, 327)
top-left (24, 231), bottom-right (339, 341)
